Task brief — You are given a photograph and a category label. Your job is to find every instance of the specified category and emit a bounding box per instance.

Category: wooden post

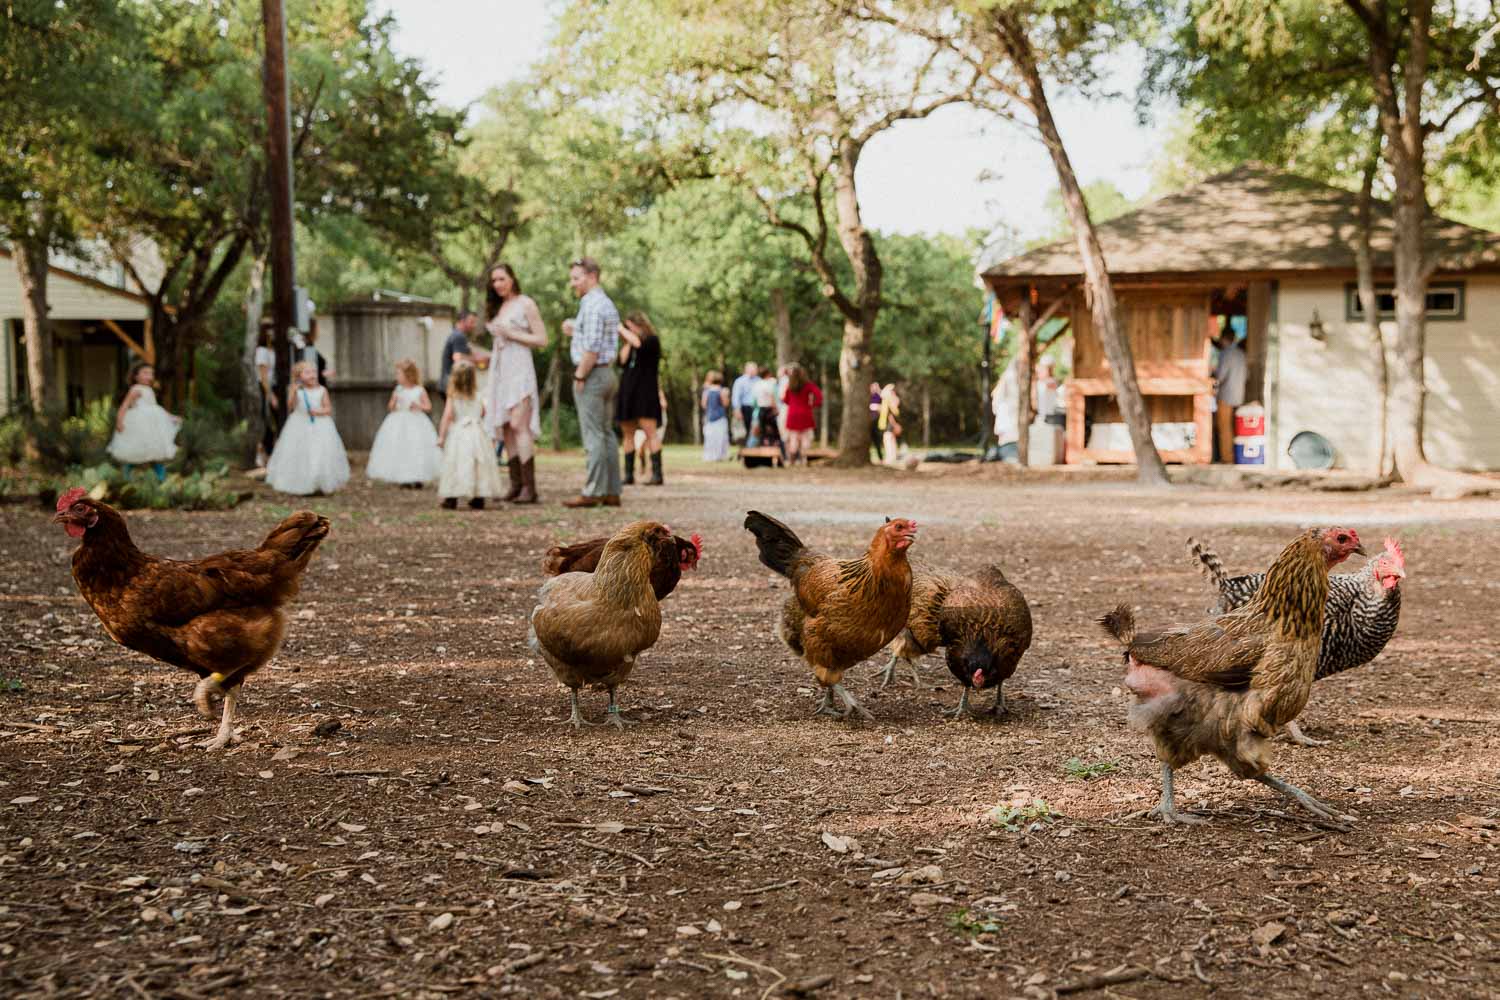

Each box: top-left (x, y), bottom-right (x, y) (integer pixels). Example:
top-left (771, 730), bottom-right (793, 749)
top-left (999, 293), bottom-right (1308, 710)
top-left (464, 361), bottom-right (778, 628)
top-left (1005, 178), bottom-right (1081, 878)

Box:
top-left (262, 0), bottom-right (296, 396)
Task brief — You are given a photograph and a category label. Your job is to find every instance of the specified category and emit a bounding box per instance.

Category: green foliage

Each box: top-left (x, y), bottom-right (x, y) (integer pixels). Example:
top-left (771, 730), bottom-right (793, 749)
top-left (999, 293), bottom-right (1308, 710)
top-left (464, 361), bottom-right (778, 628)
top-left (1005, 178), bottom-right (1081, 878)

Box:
top-left (171, 407), bottom-right (249, 477)
top-left (0, 677), bottom-right (22, 694)
top-left (946, 908), bottom-right (1003, 938)
top-left (0, 415), bottom-right (27, 468)
top-left (987, 797), bottom-right (1056, 831)
top-left (22, 399), bottom-right (114, 474)
top-left (62, 464), bottom-right (242, 511)
top-left (1035, 181), bottom-right (1137, 246)
top-left (1063, 757), bottom-right (1119, 781)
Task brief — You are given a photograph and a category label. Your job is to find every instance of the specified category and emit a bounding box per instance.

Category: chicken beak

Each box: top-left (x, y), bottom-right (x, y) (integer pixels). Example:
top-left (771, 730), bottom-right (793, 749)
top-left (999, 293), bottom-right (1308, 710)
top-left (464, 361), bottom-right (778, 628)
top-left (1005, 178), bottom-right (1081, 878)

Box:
top-left (1353, 543), bottom-right (1368, 557)
top-left (51, 511), bottom-right (68, 525)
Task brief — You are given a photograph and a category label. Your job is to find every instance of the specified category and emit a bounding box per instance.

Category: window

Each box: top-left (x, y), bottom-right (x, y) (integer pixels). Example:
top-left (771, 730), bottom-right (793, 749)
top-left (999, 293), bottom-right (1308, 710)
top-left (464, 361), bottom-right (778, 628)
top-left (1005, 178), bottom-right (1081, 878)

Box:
top-left (1346, 282), bottom-right (1465, 321)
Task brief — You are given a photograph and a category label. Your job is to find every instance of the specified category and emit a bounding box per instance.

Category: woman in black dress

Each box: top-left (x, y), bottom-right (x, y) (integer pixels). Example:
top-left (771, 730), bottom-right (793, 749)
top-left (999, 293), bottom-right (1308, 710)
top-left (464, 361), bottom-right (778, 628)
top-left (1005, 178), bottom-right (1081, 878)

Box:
top-left (615, 311), bottom-right (664, 485)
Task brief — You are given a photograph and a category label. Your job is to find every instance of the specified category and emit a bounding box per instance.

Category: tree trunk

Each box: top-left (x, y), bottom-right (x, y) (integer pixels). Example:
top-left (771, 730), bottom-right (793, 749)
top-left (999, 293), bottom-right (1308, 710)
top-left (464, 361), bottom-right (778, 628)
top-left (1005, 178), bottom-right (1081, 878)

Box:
top-left (921, 381), bottom-right (931, 448)
top-left (771, 287), bottom-right (794, 372)
top-left (1353, 143), bottom-right (1390, 478)
top-left (545, 349), bottom-right (561, 450)
top-left (241, 251), bottom-right (269, 466)
top-left (1016, 297), bottom-right (1035, 466)
top-left (12, 223), bottom-right (56, 413)
top-left (997, 11), bottom-right (1169, 486)
top-left (829, 137), bottom-right (881, 467)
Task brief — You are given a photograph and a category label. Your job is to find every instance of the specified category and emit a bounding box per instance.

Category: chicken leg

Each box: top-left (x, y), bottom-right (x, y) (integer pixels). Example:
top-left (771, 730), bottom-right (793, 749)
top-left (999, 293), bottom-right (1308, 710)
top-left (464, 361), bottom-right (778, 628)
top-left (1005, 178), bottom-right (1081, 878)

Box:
top-left (813, 684), bottom-right (873, 722)
top-left (604, 686), bottom-right (636, 731)
top-left (875, 652), bottom-right (922, 689)
top-left (565, 688), bottom-right (597, 730)
top-left (1147, 764), bottom-right (1207, 825)
top-left (987, 684), bottom-right (1007, 717)
top-left (1256, 774), bottom-right (1353, 824)
top-left (199, 687), bottom-right (241, 750)
top-left (1280, 721), bottom-right (1330, 747)
top-left (943, 686), bottom-right (972, 720)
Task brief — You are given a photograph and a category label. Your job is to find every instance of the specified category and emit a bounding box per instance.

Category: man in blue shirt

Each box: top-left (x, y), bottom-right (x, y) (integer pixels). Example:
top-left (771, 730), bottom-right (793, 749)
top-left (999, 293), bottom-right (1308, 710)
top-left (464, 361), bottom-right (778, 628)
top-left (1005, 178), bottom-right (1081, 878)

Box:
top-left (561, 257), bottom-right (622, 508)
top-left (729, 362), bottom-right (759, 444)
top-left (440, 311), bottom-right (480, 392)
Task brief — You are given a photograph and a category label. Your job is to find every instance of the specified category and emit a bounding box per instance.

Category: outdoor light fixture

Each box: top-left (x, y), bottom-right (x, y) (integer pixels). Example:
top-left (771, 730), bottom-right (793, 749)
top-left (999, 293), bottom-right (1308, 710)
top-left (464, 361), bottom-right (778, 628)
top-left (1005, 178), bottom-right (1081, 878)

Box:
top-left (1308, 308), bottom-right (1327, 342)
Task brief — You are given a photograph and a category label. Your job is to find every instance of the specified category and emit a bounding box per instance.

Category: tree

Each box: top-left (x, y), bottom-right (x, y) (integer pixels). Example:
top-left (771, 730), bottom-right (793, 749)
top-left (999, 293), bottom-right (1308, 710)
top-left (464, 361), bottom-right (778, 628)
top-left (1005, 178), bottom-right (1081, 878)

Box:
top-left (0, 0), bottom-right (147, 411)
top-left (100, 0), bottom-right (465, 406)
top-left (1156, 0), bottom-right (1500, 492)
top-left (555, 0), bottom-right (983, 465)
top-left (870, 0), bottom-right (1170, 484)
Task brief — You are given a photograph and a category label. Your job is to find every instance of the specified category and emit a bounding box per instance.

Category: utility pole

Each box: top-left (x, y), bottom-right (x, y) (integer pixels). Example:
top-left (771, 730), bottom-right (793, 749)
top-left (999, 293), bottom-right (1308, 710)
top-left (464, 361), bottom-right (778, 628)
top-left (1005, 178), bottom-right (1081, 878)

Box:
top-left (262, 0), bottom-right (296, 394)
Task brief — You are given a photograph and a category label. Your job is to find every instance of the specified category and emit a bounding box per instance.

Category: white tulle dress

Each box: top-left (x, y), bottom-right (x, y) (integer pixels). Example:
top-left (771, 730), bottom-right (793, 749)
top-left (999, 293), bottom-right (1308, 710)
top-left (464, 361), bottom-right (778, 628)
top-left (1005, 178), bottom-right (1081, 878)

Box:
top-left (107, 386), bottom-right (179, 464)
top-left (266, 384), bottom-right (350, 495)
top-left (438, 395), bottom-right (503, 499)
top-left (367, 384), bottom-right (442, 484)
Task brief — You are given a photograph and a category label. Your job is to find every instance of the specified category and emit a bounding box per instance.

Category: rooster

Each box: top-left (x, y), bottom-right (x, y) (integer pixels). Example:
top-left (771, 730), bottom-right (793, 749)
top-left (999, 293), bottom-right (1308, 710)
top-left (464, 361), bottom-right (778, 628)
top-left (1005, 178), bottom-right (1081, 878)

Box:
top-left (879, 566), bottom-right (1032, 719)
top-left (53, 488), bottom-right (330, 750)
top-left (1099, 527), bottom-right (1364, 824)
top-left (744, 511), bottom-right (916, 721)
top-left (1188, 534), bottom-right (1405, 746)
top-left (542, 529), bottom-right (701, 601)
top-left (528, 521), bottom-right (669, 730)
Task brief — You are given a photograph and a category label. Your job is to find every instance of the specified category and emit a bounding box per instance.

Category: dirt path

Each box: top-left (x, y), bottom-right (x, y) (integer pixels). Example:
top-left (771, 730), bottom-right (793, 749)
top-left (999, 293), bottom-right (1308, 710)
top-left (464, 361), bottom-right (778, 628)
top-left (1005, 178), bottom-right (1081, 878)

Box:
top-left (2, 457), bottom-right (1497, 998)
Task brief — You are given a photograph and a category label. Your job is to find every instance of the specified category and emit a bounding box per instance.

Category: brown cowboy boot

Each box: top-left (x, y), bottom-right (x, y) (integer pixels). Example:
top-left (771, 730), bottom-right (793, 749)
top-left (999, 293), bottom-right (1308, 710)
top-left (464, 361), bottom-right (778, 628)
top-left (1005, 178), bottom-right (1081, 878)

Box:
top-left (512, 458), bottom-right (539, 504)
top-left (502, 457), bottom-right (523, 501)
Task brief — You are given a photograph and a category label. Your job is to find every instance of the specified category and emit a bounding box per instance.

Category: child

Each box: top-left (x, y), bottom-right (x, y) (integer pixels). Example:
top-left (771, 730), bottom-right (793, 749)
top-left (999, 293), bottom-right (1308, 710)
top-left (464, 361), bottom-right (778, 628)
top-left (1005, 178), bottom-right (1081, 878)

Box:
top-left (436, 361), bottom-right (502, 510)
top-left (266, 360), bottom-right (351, 495)
top-left (701, 371), bottom-right (730, 461)
top-left (367, 359), bottom-right (442, 487)
top-left (108, 363), bottom-right (180, 481)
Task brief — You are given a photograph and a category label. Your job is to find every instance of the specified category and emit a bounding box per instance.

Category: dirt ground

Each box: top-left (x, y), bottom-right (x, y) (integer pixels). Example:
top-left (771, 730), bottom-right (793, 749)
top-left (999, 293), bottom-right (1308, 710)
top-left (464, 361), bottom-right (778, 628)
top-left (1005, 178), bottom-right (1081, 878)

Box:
top-left (2, 452), bottom-right (1498, 999)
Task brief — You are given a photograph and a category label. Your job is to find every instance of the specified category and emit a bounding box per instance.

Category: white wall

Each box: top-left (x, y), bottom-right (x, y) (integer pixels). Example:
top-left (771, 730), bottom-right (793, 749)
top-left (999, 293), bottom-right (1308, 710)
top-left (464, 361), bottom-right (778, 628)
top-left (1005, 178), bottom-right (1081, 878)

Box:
top-left (1275, 275), bottom-right (1500, 473)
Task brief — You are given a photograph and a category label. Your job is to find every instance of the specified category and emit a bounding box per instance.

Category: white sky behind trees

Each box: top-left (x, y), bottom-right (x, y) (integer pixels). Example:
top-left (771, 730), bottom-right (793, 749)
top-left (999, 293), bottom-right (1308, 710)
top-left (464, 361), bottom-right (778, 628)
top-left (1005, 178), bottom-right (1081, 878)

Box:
top-left (380, 0), bottom-right (1169, 243)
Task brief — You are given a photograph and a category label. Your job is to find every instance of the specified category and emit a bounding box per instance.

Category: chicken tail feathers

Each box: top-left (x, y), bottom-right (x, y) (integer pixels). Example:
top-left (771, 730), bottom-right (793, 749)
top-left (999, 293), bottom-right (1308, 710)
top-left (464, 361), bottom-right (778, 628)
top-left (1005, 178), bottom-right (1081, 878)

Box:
top-left (743, 511), bottom-right (805, 579)
top-left (260, 512), bottom-right (330, 566)
top-left (1187, 536), bottom-right (1227, 589)
top-left (1097, 603), bottom-right (1136, 646)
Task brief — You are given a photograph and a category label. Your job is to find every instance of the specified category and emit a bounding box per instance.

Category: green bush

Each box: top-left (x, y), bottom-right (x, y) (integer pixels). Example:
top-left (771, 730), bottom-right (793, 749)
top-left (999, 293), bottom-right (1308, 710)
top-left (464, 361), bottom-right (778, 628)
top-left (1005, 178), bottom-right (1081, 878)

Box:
top-left (23, 399), bottom-right (113, 473)
top-left (171, 405), bottom-right (248, 475)
top-left (540, 404), bottom-right (583, 449)
top-left (0, 414), bottom-right (26, 468)
top-left (63, 463), bottom-right (243, 511)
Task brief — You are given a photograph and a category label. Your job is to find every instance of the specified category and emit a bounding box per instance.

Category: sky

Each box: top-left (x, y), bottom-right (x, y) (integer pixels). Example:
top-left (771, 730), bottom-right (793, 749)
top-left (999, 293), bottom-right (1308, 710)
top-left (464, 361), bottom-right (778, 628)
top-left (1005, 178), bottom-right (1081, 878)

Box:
top-left (379, 0), bottom-right (1170, 244)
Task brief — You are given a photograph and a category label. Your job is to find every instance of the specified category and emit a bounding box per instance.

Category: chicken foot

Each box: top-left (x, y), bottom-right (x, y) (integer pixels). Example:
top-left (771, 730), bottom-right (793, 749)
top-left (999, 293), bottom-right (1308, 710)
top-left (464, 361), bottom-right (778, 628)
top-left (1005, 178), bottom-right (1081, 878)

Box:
top-left (1146, 764), bottom-right (1208, 825)
top-left (1280, 721), bottom-right (1330, 747)
top-left (565, 689), bottom-right (600, 730)
top-left (943, 686), bottom-right (972, 719)
top-left (1256, 774), bottom-right (1353, 824)
top-left (198, 687), bottom-right (241, 751)
top-left (604, 686), bottom-right (637, 731)
top-left (875, 652), bottom-right (922, 689)
top-left (813, 684), bottom-right (874, 722)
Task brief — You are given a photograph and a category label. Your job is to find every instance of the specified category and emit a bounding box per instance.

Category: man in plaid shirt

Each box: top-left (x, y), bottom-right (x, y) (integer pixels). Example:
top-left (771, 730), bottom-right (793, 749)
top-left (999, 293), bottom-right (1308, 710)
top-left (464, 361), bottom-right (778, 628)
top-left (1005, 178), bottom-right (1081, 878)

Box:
top-left (561, 257), bottom-right (622, 507)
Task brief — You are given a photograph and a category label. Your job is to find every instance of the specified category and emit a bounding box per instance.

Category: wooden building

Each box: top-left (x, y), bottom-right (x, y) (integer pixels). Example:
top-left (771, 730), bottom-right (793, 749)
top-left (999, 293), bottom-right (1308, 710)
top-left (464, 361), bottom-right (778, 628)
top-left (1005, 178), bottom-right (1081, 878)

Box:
top-left (982, 164), bottom-right (1500, 471)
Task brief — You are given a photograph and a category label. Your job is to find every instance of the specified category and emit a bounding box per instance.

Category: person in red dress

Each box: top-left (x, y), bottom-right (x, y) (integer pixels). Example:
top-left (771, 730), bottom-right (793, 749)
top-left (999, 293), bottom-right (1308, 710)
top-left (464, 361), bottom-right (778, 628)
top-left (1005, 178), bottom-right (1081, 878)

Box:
top-left (780, 363), bottom-right (823, 466)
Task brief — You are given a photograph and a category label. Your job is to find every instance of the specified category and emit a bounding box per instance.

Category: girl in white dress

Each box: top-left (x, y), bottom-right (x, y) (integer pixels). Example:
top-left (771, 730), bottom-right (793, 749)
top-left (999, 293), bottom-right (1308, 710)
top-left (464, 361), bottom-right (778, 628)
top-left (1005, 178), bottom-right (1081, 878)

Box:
top-left (438, 361), bottom-right (503, 510)
top-left (481, 264), bottom-right (546, 503)
top-left (366, 358), bottom-right (441, 487)
top-left (108, 363), bottom-right (180, 481)
top-left (266, 361), bottom-right (351, 495)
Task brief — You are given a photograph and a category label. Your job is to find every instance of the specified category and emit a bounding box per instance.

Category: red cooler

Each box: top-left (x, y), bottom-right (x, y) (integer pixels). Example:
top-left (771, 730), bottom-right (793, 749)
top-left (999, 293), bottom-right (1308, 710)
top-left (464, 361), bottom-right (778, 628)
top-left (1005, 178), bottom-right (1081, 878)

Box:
top-left (1234, 403), bottom-right (1265, 437)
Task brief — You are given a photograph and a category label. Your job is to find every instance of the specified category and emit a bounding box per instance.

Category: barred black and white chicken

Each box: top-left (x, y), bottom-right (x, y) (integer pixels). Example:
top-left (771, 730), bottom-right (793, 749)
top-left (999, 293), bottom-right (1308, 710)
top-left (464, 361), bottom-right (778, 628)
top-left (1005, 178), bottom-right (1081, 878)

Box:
top-left (1187, 534), bottom-right (1405, 746)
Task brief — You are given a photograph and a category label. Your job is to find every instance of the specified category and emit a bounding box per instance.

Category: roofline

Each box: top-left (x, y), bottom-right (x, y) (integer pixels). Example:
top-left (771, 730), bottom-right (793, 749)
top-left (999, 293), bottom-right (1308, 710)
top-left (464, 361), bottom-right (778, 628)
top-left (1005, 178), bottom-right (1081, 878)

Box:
top-left (982, 264), bottom-right (1500, 289)
top-left (0, 246), bottom-right (152, 305)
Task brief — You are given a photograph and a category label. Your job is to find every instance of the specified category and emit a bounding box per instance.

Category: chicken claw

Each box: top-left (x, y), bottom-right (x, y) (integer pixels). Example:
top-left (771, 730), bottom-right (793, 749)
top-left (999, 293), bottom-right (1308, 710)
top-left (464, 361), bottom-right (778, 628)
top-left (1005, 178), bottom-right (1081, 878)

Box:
top-left (604, 688), bottom-right (637, 731)
top-left (943, 687), bottom-right (972, 720)
top-left (875, 652), bottom-right (922, 689)
top-left (1143, 764), bottom-right (1208, 824)
top-left (565, 689), bottom-right (599, 730)
top-left (833, 683), bottom-right (874, 722)
top-left (812, 687), bottom-right (845, 718)
top-left (198, 688), bottom-right (240, 751)
top-left (1280, 721), bottom-right (1330, 747)
top-left (1256, 774), bottom-right (1354, 824)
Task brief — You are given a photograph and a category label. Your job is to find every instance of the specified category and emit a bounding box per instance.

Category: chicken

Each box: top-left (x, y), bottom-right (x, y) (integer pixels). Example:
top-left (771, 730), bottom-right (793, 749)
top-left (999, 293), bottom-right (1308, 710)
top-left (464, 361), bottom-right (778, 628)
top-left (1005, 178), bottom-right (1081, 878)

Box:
top-left (880, 566), bottom-right (1033, 719)
top-left (53, 487), bottom-right (330, 750)
top-left (1188, 534), bottom-right (1406, 746)
top-left (744, 511), bottom-right (916, 721)
top-left (528, 521), bottom-right (670, 730)
top-left (542, 529), bottom-right (702, 601)
top-left (1099, 526), bottom-right (1364, 825)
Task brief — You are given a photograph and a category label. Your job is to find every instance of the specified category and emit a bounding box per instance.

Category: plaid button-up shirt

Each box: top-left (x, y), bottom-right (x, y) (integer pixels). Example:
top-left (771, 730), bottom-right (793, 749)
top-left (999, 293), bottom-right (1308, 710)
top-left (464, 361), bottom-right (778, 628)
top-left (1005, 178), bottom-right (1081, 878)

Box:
top-left (571, 286), bottom-right (619, 367)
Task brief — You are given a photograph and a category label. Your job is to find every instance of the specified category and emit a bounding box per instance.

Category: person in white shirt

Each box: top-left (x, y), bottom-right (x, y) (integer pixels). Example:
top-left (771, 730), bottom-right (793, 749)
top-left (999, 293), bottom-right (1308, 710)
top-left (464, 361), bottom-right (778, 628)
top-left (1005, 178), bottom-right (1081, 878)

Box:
top-left (1213, 330), bottom-right (1248, 464)
top-left (990, 358), bottom-right (1020, 462)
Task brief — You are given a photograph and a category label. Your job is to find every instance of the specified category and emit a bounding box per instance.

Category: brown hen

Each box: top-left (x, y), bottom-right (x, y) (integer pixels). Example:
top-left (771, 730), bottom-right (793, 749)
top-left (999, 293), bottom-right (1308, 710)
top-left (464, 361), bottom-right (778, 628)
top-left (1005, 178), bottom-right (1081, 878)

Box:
top-left (1100, 526), bottom-right (1364, 824)
top-left (542, 530), bottom-right (701, 601)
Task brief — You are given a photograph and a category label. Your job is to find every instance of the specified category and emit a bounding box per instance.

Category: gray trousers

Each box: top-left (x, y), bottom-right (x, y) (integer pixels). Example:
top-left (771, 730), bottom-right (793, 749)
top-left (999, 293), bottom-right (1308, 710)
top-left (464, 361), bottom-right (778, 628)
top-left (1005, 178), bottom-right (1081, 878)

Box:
top-left (577, 367), bottom-right (621, 497)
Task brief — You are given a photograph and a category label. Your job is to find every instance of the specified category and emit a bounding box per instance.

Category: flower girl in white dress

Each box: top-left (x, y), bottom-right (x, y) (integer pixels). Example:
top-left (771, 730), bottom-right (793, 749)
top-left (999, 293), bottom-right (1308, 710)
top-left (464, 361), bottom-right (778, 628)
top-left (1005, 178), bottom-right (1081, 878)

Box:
top-left (108, 363), bottom-right (180, 481)
top-left (437, 362), bottom-right (502, 510)
top-left (266, 361), bottom-right (350, 496)
top-left (366, 358), bottom-right (441, 487)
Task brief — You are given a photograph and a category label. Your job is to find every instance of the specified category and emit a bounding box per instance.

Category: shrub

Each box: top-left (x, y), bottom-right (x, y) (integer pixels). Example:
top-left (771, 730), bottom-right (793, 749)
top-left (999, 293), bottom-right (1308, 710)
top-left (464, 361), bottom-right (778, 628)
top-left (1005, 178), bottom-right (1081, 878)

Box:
top-left (63, 463), bottom-right (243, 511)
top-left (171, 405), bottom-right (249, 475)
top-left (24, 399), bottom-right (113, 473)
top-left (0, 414), bottom-right (26, 468)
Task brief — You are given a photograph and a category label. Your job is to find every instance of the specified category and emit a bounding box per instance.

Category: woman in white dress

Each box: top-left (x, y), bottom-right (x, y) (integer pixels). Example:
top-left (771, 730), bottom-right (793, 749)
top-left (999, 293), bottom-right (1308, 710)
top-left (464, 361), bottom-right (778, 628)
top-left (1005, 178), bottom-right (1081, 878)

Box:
top-left (265, 361), bottom-right (351, 495)
top-left (438, 361), bottom-right (503, 510)
top-left (482, 264), bottom-right (546, 504)
top-left (108, 363), bottom-right (179, 481)
top-left (366, 358), bottom-right (442, 486)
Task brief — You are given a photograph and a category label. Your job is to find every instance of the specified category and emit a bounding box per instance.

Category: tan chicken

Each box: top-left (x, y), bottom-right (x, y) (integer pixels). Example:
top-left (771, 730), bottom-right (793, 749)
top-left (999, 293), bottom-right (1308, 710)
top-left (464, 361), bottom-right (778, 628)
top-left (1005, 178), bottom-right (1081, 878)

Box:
top-left (528, 521), bottom-right (670, 730)
top-left (880, 566), bottom-right (1032, 719)
top-left (1099, 526), bottom-right (1364, 824)
top-left (744, 511), bottom-right (916, 721)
